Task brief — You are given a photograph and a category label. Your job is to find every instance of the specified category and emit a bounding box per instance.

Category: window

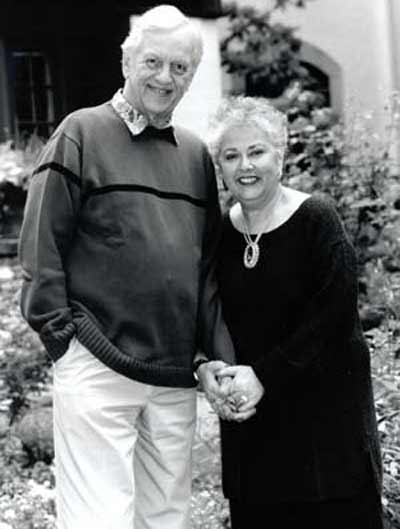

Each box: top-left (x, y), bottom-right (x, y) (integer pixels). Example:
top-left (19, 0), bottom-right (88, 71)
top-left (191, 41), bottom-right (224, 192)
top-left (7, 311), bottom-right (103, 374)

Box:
top-left (12, 51), bottom-right (55, 140)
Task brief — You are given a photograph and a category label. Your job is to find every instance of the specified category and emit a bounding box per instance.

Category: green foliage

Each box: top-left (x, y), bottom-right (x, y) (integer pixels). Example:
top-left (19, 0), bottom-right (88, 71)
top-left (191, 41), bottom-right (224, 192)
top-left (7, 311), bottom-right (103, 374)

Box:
top-left (0, 470), bottom-right (55, 529)
top-left (221, 2), bottom-right (309, 97)
top-left (0, 261), bottom-right (52, 425)
top-left (283, 87), bottom-right (400, 266)
top-left (0, 433), bottom-right (55, 528)
top-left (1, 344), bottom-right (52, 425)
top-left (0, 135), bottom-right (44, 237)
top-left (14, 407), bottom-right (54, 464)
top-left (368, 325), bottom-right (400, 528)
top-left (0, 134), bottom-right (44, 190)
top-left (191, 394), bottom-right (230, 528)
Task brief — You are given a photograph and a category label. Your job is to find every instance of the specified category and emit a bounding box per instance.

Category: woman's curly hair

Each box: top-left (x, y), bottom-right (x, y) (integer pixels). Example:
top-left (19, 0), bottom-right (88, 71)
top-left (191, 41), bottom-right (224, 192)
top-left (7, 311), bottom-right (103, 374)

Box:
top-left (207, 96), bottom-right (288, 166)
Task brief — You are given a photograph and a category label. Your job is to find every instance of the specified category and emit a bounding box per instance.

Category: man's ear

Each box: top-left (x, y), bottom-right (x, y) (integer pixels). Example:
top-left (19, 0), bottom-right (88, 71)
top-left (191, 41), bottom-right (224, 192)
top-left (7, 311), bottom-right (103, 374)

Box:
top-left (122, 54), bottom-right (130, 79)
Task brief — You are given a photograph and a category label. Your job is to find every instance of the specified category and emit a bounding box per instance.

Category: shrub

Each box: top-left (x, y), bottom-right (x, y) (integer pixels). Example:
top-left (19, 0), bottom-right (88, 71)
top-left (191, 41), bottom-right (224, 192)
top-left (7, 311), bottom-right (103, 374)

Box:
top-left (0, 347), bottom-right (52, 425)
top-left (0, 135), bottom-right (44, 237)
top-left (14, 407), bottom-right (54, 464)
top-left (283, 89), bottom-right (400, 269)
top-left (221, 1), bottom-right (311, 98)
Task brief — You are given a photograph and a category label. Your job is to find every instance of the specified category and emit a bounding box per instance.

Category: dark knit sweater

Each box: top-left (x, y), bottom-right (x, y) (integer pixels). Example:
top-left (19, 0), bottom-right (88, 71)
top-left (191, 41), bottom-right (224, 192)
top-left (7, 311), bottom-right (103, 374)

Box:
top-left (19, 102), bottom-right (235, 387)
top-left (217, 195), bottom-right (382, 502)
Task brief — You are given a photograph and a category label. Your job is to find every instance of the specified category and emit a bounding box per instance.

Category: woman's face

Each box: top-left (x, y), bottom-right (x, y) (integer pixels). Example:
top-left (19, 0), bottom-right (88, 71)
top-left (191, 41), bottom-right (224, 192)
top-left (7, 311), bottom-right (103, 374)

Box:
top-left (218, 124), bottom-right (282, 209)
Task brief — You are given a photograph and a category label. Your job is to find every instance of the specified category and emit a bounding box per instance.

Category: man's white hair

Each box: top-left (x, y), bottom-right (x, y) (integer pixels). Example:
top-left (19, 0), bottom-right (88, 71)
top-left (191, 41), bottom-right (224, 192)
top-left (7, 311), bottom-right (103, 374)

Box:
top-left (121, 5), bottom-right (203, 70)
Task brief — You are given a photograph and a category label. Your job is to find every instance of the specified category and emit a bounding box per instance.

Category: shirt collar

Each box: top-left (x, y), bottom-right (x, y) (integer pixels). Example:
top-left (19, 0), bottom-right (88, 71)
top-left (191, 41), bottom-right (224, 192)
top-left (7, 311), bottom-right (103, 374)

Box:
top-left (111, 89), bottom-right (178, 145)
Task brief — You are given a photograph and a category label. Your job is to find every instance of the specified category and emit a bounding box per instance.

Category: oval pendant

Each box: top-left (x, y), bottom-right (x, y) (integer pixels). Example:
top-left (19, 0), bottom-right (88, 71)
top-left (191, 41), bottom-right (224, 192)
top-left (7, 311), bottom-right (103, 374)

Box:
top-left (243, 243), bottom-right (260, 269)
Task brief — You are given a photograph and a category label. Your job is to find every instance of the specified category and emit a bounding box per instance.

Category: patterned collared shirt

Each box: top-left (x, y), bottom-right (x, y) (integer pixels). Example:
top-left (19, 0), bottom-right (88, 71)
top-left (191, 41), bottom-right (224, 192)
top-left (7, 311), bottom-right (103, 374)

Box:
top-left (110, 89), bottom-right (174, 137)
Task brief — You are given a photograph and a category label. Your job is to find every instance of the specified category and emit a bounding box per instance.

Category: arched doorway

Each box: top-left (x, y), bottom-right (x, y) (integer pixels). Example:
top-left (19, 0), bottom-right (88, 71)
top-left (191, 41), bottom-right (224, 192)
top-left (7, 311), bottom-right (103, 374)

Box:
top-left (299, 42), bottom-right (343, 114)
top-left (224, 42), bottom-right (342, 115)
top-left (245, 59), bottom-right (331, 107)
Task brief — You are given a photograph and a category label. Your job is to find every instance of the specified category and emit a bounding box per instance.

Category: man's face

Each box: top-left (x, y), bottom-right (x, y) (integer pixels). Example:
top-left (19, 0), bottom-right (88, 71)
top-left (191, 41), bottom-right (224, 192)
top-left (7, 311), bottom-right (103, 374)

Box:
top-left (123, 27), bottom-right (196, 120)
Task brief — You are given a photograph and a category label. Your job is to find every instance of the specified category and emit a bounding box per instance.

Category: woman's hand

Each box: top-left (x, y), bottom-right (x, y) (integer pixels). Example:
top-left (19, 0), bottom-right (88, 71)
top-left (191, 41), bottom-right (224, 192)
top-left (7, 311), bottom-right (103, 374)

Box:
top-left (196, 361), bottom-right (237, 420)
top-left (216, 365), bottom-right (265, 422)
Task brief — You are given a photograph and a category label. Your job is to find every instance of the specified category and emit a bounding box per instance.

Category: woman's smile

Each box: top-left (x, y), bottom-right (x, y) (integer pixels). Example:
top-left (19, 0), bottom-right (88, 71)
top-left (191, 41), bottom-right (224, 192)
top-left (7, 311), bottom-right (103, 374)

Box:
top-left (218, 124), bottom-right (281, 207)
top-left (237, 175), bottom-right (259, 185)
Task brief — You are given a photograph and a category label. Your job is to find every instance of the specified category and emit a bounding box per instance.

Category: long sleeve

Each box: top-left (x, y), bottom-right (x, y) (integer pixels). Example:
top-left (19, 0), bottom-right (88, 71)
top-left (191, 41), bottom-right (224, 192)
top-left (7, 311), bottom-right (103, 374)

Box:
top-left (252, 205), bottom-right (360, 394)
top-left (196, 151), bottom-right (236, 365)
top-left (19, 128), bottom-right (82, 360)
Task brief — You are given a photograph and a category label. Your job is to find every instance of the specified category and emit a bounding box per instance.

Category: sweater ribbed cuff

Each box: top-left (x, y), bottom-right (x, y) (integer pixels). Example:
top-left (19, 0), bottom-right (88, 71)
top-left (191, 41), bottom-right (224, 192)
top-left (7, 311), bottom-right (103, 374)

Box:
top-left (76, 316), bottom-right (198, 388)
top-left (40, 321), bottom-right (76, 362)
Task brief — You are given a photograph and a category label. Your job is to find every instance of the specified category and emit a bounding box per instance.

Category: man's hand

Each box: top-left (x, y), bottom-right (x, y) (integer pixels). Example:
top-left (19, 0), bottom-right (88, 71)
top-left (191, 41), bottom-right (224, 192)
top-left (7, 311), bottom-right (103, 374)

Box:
top-left (196, 362), bottom-right (264, 422)
top-left (196, 361), bottom-right (236, 420)
top-left (216, 365), bottom-right (264, 422)
top-left (196, 360), bottom-right (228, 396)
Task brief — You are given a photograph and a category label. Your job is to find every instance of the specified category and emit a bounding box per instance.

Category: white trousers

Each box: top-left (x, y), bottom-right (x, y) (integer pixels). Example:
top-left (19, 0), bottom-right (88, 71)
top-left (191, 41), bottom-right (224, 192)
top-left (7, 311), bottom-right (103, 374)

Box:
top-left (53, 337), bottom-right (197, 529)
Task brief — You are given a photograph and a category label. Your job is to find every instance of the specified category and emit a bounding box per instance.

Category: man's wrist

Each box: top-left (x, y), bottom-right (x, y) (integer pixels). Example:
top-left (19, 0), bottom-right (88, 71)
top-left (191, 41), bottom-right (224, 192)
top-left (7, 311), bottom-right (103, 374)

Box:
top-left (193, 357), bottom-right (208, 382)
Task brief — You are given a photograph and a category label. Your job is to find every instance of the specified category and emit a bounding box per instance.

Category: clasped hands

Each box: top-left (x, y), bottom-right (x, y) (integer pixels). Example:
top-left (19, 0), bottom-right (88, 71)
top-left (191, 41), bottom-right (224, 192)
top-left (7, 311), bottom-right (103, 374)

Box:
top-left (196, 361), bottom-right (265, 422)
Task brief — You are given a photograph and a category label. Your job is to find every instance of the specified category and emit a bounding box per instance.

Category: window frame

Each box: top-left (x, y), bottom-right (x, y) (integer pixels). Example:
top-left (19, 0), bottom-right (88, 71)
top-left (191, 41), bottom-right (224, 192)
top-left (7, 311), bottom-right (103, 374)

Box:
top-left (10, 49), bottom-right (56, 141)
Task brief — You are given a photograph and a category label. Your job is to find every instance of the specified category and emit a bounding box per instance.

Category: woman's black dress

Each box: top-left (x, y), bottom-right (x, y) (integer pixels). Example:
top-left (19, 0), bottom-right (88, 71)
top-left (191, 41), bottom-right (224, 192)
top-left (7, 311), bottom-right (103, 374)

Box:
top-left (217, 195), bottom-right (383, 529)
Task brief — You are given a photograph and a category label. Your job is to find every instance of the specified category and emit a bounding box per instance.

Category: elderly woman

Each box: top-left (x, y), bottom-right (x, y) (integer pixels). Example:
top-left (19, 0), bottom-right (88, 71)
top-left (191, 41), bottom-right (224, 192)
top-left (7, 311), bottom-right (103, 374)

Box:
top-left (204, 96), bottom-right (383, 529)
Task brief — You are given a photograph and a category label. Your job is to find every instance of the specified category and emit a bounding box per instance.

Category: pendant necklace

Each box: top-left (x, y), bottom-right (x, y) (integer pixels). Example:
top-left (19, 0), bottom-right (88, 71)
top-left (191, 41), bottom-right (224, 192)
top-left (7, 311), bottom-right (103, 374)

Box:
top-left (241, 190), bottom-right (282, 269)
top-left (242, 226), bottom-right (263, 269)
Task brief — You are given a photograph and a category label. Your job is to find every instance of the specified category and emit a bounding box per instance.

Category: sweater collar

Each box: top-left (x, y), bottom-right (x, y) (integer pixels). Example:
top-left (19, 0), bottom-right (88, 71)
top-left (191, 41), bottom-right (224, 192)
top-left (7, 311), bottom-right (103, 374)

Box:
top-left (111, 89), bottom-right (177, 145)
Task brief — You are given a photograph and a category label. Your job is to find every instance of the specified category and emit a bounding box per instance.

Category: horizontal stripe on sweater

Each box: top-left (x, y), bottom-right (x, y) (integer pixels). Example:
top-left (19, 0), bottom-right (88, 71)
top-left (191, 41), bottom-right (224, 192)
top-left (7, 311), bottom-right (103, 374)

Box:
top-left (32, 163), bottom-right (207, 208)
top-left (33, 162), bottom-right (81, 187)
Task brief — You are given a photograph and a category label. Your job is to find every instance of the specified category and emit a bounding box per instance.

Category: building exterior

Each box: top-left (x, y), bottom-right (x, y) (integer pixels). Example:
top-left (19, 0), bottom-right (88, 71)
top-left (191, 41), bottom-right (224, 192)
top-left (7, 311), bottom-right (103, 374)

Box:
top-left (1, 0), bottom-right (399, 141)
top-left (0, 0), bottom-right (223, 143)
top-left (0, 2), bottom-right (125, 143)
top-left (176, 0), bottom-right (400, 138)
top-left (219, 0), bottom-right (400, 134)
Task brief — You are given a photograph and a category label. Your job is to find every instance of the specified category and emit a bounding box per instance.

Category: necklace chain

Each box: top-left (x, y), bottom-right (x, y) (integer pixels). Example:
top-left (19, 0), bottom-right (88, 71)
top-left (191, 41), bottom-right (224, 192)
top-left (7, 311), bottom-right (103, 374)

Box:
top-left (242, 219), bottom-right (268, 269)
top-left (241, 189), bottom-right (283, 269)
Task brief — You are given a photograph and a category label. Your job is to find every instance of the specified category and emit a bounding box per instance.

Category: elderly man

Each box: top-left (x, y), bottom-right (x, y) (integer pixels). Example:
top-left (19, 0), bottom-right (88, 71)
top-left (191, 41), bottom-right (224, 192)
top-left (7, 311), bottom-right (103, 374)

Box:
top-left (19, 5), bottom-right (234, 529)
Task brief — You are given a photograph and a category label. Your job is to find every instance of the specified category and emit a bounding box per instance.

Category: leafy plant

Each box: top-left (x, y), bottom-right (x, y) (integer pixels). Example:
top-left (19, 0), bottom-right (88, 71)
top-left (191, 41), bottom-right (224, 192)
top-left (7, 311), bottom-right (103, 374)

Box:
top-left (0, 134), bottom-right (43, 190)
top-left (0, 262), bottom-right (52, 425)
top-left (283, 89), bottom-right (400, 270)
top-left (0, 349), bottom-right (51, 426)
top-left (221, 2), bottom-right (309, 97)
top-left (0, 135), bottom-right (44, 236)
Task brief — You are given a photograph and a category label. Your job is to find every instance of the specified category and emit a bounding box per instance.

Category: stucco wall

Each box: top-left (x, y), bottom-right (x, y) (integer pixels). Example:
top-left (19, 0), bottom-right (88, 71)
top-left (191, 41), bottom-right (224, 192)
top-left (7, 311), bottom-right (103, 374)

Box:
top-left (128, 2), bottom-right (398, 137)
top-left (221, 0), bottom-right (397, 130)
top-left (388, 0), bottom-right (400, 92)
top-left (173, 19), bottom-right (223, 139)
